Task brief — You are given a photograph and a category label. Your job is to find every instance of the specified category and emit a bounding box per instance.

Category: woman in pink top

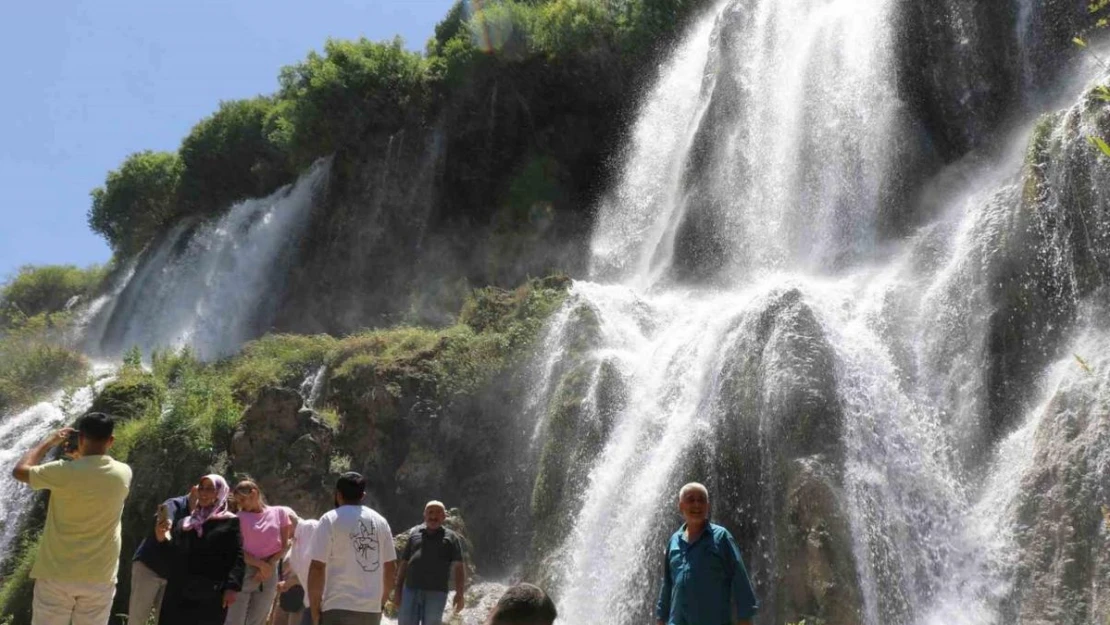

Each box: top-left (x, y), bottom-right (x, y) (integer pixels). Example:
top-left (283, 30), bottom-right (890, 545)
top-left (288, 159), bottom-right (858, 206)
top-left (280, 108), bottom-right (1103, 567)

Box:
top-left (224, 480), bottom-right (292, 625)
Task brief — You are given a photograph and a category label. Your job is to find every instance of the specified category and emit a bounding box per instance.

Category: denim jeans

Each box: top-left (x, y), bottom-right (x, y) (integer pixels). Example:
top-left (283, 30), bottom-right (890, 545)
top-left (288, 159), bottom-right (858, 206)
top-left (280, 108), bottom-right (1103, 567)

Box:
top-left (397, 588), bottom-right (448, 625)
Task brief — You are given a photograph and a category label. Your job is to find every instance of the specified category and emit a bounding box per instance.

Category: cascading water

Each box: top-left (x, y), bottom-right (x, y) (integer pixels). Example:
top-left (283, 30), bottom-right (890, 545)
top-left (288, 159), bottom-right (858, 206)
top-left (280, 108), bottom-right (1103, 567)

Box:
top-left (86, 160), bottom-right (329, 361)
top-left (535, 0), bottom-right (1110, 623)
top-left (591, 0), bottom-right (903, 285)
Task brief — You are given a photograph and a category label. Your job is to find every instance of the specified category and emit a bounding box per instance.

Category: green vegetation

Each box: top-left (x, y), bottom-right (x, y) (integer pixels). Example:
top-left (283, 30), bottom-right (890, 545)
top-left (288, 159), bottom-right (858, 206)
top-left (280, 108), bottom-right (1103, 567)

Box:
top-left (85, 0), bottom-right (710, 258)
top-left (177, 97), bottom-right (293, 216)
top-left (0, 265), bottom-right (104, 413)
top-left (0, 324), bottom-right (87, 415)
top-left (1, 264), bottom-right (107, 327)
top-left (0, 534), bottom-right (40, 625)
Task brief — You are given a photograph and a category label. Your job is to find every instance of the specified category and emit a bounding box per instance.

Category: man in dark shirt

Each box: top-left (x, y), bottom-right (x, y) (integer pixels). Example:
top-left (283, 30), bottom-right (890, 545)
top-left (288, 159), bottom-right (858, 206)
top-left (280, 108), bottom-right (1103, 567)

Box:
top-left (395, 501), bottom-right (465, 625)
top-left (129, 488), bottom-right (194, 625)
top-left (656, 482), bottom-right (758, 625)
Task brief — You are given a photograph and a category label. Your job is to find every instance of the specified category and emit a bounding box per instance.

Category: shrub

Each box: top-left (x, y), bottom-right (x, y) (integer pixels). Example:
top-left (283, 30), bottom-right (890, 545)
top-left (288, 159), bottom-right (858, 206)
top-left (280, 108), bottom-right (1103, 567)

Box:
top-left (0, 317), bottom-right (87, 414)
top-left (0, 264), bottom-right (107, 327)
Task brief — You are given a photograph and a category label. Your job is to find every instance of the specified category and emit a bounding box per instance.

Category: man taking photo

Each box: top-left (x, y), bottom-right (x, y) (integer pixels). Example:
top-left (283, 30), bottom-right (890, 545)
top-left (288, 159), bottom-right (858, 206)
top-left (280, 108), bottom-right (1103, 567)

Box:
top-left (12, 412), bottom-right (132, 625)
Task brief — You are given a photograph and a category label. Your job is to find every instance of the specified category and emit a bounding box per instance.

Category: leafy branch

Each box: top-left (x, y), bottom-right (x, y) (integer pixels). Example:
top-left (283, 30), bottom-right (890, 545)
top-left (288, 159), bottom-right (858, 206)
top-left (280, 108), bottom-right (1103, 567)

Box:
top-left (1074, 14), bottom-right (1110, 159)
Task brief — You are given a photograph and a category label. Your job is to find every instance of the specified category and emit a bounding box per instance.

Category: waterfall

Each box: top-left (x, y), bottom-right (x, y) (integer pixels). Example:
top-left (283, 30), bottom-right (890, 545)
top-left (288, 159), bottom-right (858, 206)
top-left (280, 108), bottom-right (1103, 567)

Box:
top-left (86, 160), bottom-right (329, 361)
top-left (537, 0), bottom-right (1110, 623)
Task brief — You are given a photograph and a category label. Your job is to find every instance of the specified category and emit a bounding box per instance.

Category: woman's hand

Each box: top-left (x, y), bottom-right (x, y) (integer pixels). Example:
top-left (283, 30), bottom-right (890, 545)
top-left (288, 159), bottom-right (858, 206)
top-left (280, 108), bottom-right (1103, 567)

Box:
top-left (256, 561), bottom-right (274, 581)
top-left (154, 518), bottom-right (172, 542)
top-left (222, 590), bottom-right (238, 608)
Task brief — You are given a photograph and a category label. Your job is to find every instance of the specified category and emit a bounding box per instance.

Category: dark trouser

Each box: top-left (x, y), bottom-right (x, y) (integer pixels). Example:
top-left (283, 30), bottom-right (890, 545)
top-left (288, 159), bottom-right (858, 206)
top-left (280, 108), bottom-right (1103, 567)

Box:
top-left (320, 610), bottom-right (382, 625)
top-left (157, 580), bottom-right (227, 625)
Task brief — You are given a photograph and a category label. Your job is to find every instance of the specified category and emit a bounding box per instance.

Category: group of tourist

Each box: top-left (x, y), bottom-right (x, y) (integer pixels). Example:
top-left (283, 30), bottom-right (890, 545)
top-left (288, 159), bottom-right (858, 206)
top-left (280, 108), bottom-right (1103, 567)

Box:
top-left (10, 412), bottom-right (759, 625)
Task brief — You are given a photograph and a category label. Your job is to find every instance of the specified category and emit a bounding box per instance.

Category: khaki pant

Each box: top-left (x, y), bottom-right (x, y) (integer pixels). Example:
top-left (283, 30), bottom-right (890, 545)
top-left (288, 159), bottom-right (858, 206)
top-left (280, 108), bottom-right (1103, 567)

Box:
top-left (129, 560), bottom-right (169, 625)
top-left (32, 578), bottom-right (115, 625)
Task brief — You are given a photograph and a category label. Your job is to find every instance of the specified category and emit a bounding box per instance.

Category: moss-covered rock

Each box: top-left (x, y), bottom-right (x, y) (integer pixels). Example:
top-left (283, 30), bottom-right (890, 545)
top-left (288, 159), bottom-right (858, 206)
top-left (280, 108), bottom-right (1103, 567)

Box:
top-left (89, 368), bottom-right (161, 422)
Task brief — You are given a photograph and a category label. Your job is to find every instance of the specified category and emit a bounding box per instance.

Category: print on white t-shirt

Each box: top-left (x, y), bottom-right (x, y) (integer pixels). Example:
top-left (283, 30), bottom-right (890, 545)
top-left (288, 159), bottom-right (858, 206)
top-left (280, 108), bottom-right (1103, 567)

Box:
top-left (351, 519), bottom-right (380, 572)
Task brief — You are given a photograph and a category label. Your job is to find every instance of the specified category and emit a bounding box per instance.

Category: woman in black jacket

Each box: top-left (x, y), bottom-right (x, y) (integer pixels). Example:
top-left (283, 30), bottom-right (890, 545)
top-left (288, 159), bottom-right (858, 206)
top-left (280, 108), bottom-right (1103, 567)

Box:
top-left (156, 473), bottom-right (245, 625)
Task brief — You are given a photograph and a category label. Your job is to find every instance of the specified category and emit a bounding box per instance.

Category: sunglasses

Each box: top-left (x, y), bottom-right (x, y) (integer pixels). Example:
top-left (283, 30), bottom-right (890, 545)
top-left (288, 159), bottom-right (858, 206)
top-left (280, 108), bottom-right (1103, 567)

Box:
top-left (234, 485), bottom-right (257, 495)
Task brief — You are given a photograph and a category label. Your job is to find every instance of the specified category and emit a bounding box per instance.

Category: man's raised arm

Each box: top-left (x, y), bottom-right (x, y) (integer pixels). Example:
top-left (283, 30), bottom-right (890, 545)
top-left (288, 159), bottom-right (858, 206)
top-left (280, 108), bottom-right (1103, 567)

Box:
top-left (12, 428), bottom-right (70, 484)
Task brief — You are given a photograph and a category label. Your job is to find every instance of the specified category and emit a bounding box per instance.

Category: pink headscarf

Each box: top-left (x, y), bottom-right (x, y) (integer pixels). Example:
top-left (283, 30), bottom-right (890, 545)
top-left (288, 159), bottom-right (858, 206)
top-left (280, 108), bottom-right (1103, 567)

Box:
top-left (182, 474), bottom-right (237, 537)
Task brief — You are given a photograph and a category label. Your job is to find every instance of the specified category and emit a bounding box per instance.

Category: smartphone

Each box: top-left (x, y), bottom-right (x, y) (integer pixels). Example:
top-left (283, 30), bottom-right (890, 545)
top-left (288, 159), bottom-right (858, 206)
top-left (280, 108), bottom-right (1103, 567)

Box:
top-left (156, 502), bottom-right (172, 541)
top-left (157, 502), bottom-right (171, 525)
top-left (62, 430), bottom-right (79, 455)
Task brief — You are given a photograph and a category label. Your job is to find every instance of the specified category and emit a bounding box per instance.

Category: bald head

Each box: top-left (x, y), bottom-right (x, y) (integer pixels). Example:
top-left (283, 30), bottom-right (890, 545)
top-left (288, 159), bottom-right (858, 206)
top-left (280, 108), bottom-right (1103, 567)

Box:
top-left (487, 583), bottom-right (557, 625)
top-left (424, 500), bottom-right (447, 530)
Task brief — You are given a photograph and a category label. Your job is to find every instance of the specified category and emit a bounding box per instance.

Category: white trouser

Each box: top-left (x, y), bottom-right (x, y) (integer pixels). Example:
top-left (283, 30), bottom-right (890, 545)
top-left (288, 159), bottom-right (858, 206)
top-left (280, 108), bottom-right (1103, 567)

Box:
top-left (32, 578), bottom-right (116, 625)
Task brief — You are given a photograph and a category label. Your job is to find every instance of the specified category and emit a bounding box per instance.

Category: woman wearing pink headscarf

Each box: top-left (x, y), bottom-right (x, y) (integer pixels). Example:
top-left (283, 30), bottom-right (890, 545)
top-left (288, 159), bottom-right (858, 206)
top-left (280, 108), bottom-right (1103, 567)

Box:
top-left (155, 474), bottom-right (246, 625)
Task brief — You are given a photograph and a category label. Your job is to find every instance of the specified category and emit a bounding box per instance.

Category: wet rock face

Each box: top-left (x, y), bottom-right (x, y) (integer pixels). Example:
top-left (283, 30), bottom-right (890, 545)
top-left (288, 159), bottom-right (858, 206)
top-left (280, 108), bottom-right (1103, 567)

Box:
top-left (324, 359), bottom-right (536, 576)
top-left (229, 386), bottom-right (335, 517)
top-left (780, 458), bottom-right (863, 625)
top-left (1007, 356), bottom-right (1110, 624)
top-left (893, 0), bottom-right (1021, 160)
top-left (987, 93), bottom-right (1110, 439)
top-left (667, 4), bottom-right (747, 284)
top-left (707, 288), bottom-right (860, 624)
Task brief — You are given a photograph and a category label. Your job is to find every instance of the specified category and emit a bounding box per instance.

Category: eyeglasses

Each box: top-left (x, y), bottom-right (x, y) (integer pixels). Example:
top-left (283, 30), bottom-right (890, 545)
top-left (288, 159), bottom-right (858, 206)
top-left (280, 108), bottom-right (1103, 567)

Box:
top-left (234, 486), bottom-right (257, 495)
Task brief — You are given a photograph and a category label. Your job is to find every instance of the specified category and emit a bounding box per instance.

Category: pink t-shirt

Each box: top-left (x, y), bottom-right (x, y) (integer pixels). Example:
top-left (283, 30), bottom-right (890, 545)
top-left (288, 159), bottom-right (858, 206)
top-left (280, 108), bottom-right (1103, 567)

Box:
top-left (238, 506), bottom-right (291, 559)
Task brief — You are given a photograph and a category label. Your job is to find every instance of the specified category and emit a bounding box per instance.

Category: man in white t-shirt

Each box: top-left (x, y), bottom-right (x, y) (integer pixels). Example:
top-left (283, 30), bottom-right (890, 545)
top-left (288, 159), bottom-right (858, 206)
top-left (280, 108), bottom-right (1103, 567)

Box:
top-left (308, 472), bottom-right (397, 625)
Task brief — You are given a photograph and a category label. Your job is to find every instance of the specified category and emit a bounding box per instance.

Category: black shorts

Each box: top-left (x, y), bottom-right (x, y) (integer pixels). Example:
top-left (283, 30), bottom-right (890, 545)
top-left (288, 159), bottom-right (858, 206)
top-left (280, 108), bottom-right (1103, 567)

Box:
top-left (279, 584), bottom-right (305, 612)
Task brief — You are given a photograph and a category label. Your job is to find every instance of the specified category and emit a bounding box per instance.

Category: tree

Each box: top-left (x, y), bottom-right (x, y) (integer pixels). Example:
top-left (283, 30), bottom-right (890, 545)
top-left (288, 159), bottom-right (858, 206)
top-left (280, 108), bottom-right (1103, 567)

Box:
top-left (88, 150), bottom-right (182, 257)
top-left (177, 97), bottom-right (293, 216)
top-left (275, 37), bottom-right (432, 164)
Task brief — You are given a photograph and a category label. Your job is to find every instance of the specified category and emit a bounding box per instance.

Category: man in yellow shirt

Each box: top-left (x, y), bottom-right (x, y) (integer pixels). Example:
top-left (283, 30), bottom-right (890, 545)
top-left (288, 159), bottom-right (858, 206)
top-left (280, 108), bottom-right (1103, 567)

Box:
top-left (12, 412), bottom-right (132, 625)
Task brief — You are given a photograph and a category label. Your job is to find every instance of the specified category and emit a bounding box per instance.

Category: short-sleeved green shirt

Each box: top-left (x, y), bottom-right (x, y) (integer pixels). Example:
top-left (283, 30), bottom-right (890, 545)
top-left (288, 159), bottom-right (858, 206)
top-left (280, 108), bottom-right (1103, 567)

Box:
top-left (29, 455), bottom-right (132, 584)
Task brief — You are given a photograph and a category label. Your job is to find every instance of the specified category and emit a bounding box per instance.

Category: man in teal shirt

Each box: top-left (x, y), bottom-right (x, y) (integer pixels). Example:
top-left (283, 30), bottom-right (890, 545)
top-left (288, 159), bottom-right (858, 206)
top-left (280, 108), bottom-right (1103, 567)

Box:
top-left (656, 483), bottom-right (758, 625)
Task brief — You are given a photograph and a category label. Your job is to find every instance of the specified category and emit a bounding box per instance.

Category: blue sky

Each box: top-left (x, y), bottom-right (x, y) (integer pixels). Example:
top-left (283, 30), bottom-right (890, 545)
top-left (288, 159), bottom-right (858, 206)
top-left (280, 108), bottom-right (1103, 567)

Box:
top-left (0, 0), bottom-right (456, 280)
